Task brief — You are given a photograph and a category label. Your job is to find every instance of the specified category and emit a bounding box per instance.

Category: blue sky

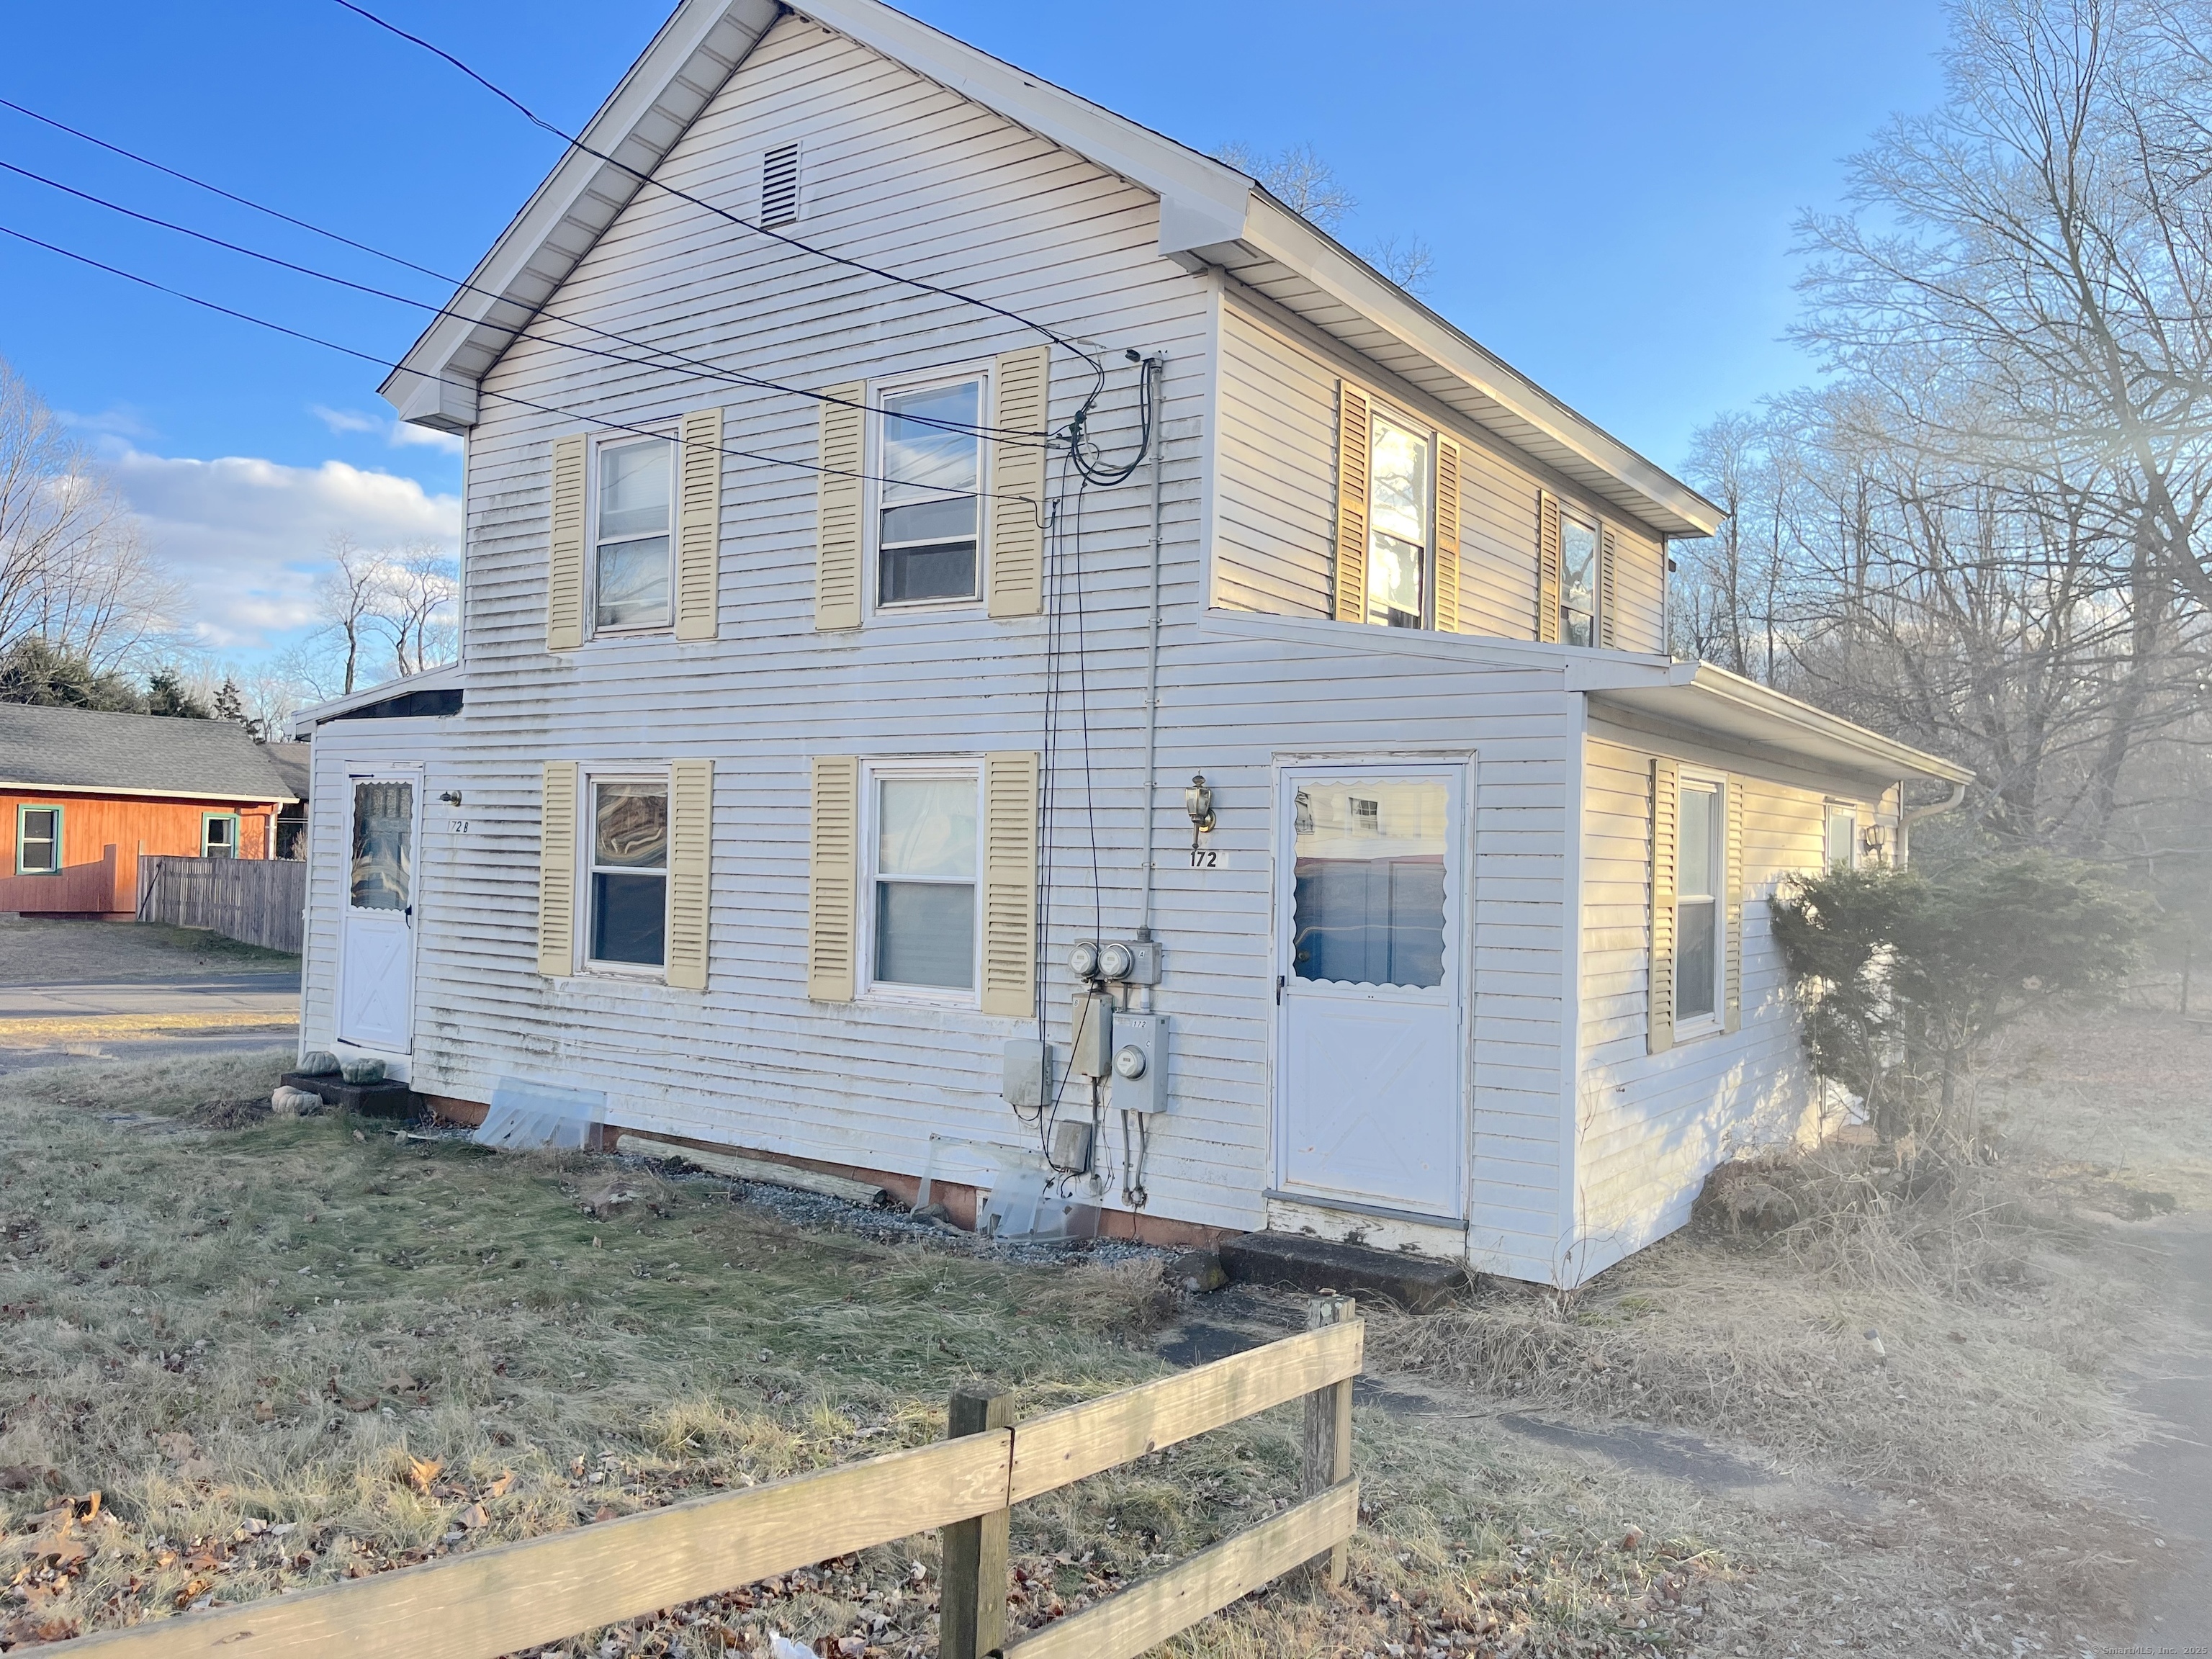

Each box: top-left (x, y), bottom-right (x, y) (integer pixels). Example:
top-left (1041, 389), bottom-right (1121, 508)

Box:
top-left (0, 0), bottom-right (1949, 666)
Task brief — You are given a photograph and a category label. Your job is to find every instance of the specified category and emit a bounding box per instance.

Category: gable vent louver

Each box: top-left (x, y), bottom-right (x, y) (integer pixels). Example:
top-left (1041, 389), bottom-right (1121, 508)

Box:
top-left (761, 142), bottom-right (800, 228)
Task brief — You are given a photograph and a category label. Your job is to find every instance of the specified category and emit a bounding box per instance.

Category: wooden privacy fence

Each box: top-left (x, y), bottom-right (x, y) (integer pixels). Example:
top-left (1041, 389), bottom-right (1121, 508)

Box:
top-left (74, 1298), bottom-right (1362, 1659)
top-left (135, 855), bottom-right (306, 954)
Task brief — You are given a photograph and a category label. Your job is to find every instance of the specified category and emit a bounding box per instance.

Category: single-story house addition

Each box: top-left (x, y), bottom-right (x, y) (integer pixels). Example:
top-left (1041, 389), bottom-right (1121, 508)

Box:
top-left (0, 702), bottom-right (296, 920)
top-left (289, 0), bottom-right (1972, 1286)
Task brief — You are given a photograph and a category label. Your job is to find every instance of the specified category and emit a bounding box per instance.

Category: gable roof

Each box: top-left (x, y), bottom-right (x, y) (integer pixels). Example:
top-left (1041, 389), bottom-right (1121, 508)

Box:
top-left (0, 703), bottom-right (296, 804)
top-left (380, 0), bottom-right (1723, 541)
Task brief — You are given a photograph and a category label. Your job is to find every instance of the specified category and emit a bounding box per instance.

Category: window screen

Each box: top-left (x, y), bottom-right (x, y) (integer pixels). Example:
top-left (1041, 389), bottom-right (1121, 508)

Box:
top-left (872, 775), bottom-right (976, 989)
top-left (1291, 779), bottom-right (1448, 988)
top-left (1676, 782), bottom-right (1719, 1020)
top-left (595, 439), bottom-right (673, 630)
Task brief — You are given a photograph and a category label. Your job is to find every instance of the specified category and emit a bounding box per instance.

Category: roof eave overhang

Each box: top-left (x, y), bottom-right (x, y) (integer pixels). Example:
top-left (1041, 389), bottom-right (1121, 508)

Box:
top-left (0, 780), bottom-right (294, 806)
top-left (287, 664), bottom-right (466, 738)
top-left (1583, 660), bottom-right (1975, 786)
top-left (379, 0), bottom-right (783, 431)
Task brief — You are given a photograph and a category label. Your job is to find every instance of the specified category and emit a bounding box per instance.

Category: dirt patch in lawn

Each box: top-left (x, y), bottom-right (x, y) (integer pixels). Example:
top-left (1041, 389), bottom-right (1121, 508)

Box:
top-left (0, 915), bottom-right (297, 986)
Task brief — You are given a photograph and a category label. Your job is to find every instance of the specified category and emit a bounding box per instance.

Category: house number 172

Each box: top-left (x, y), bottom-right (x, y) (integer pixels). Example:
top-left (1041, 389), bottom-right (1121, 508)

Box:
top-left (1189, 848), bottom-right (1218, 868)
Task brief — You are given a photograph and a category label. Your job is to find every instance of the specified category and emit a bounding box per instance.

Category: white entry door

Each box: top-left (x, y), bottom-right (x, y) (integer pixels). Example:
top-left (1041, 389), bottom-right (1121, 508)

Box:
top-left (338, 773), bottom-right (419, 1054)
top-left (1274, 764), bottom-right (1465, 1221)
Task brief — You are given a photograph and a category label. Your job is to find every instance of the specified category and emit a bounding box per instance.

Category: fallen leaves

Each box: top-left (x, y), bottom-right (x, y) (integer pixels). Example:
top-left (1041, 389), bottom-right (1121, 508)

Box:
top-left (405, 1457), bottom-right (442, 1495)
top-left (0, 1466), bottom-right (61, 1494)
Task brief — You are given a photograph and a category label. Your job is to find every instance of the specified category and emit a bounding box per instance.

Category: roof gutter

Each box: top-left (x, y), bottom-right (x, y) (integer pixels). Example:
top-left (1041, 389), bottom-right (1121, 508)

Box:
top-left (1897, 778), bottom-right (1972, 866)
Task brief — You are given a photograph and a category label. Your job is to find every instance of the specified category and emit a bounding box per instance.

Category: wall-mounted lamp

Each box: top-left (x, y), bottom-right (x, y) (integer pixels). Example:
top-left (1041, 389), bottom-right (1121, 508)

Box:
top-left (1183, 773), bottom-right (1215, 851)
top-left (438, 790), bottom-right (463, 806)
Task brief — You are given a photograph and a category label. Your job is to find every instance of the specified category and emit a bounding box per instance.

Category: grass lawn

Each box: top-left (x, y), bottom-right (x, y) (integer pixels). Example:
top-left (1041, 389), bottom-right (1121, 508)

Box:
top-left (0, 1050), bottom-right (1730, 1658)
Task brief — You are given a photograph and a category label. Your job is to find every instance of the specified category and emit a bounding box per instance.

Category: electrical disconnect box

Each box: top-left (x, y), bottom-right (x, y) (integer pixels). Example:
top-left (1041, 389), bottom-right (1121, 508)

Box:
top-left (1000, 1038), bottom-right (1053, 1110)
top-left (1108, 1012), bottom-right (1168, 1114)
top-left (1048, 1118), bottom-right (1094, 1174)
top-left (1069, 990), bottom-right (1115, 1079)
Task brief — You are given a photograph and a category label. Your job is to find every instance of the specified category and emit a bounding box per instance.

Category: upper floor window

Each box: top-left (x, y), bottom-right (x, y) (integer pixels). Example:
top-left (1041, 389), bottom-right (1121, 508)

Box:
top-left (1366, 409), bottom-right (1431, 629)
top-left (878, 379), bottom-right (984, 607)
top-left (1560, 511), bottom-right (1600, 647)
top-left (17, 806), bottom-right (59, 874)
top-left (595, 436), bottom-right (674, 632)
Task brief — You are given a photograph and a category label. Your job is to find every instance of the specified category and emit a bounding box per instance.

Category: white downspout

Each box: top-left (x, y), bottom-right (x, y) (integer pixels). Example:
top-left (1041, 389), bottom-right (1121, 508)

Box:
top-left (1897, 778), bottom-right (1968, 867)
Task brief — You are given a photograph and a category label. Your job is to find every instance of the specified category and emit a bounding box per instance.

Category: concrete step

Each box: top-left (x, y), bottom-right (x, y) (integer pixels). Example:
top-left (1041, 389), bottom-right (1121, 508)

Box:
top-left (1218, 1230), bottom-right (1470, 1313)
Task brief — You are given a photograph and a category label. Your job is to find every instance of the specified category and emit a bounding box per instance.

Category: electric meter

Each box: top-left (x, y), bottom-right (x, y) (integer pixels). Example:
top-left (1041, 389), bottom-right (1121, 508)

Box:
top-left (1067, 940), bottom-right (1100, 979)
top-left (1112, 1043), bottom-right (1146, 1079)
top-left (1097, 940), bottom-right (1135, 981)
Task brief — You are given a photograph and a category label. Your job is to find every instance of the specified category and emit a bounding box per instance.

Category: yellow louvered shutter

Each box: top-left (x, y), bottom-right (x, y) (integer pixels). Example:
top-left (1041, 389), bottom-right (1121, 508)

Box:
top-left (1597, 523), bottom-right (1619, 649)
top-left (1723, 777), bottom-right (1745, 1033)
top-left (988, 347), bottom-right (1050, 618)
top-left (675, 408), bottom-right (724, 642)
top-left (548, 436), bottom-right (588, 651)
top-left (1432, 434), bottom-right (1462, 633)
top-left (816, 385), bottom-right (864, 630)
top-left (807, 755), bottom-right (860, 1000)
top-left (538, 762), bottom-right (577, 976)
top-left (1536, 491), bottom-right (1563, 644)
top-left (981, 751), bottom-right (1040, 1017)
top-left (1333, 382), bottom-right (1371, 624)
top-left (1648, 756), bottom-right (1678, 1054)
top-left (666, 759), bottom-right (713, 990)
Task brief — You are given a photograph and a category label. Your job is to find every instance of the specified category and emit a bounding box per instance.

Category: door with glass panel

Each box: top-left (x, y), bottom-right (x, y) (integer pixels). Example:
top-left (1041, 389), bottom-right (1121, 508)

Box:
top-left (1274, 765), bottom-right (1465, 1220)
top-left (338, 772), bottom-right (419, 1053)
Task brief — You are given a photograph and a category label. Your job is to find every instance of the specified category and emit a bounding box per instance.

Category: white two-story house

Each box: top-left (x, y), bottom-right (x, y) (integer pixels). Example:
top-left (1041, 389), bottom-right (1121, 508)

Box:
top-left (290, 0), bottom-right (1970, 1286)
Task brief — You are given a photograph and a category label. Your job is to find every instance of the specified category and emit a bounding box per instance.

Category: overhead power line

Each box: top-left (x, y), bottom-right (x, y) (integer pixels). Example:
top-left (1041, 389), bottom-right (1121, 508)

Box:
top-left (0, 96), bottom-right (1050, 449)
top-left (0, 220), bottom-right (1058, 509)
top-left (325, 0), bottom-right (1097, 367)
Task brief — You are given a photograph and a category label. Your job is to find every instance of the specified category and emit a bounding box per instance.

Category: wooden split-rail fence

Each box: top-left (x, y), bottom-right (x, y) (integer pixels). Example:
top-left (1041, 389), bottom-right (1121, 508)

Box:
top-left (74, 1298), bottom-right (1363, 1659)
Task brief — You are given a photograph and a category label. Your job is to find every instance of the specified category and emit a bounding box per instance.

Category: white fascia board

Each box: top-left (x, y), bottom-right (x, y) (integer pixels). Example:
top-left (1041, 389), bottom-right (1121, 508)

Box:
top-left (1234, 199), bottom-right (1725, 541)
top-left (285, 665), bottom-right (464, 738)
top-left (0, 780), bottom-right (295, 806)
top-left (790, 0), bottom-right (1256, 256)
top-left (379, 0), bottom-right (778, 430)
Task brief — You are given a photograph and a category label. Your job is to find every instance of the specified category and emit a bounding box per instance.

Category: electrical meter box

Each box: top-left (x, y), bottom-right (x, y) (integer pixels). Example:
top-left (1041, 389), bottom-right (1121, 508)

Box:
top-left (1069, 990), bottom-right (1115, 1079)
top-left (1000, 1037), bottom-right (1053, 1110)
top-left (1108, 1012), bottom-right (1167, 1114)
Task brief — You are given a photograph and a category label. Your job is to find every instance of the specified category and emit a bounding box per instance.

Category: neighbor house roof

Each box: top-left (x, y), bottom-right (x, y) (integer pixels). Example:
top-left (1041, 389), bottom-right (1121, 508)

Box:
top-left (0, 703), bottom-right (297, 804)
top-left (378, 0), bottom-right (1723, 541)
top-left (262, 740), bottom-right (312, 804)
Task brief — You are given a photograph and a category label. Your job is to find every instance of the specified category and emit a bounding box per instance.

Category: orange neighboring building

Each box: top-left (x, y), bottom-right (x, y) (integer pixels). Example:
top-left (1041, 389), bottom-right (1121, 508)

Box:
top-left (0, 703), bottom-right (297, 920)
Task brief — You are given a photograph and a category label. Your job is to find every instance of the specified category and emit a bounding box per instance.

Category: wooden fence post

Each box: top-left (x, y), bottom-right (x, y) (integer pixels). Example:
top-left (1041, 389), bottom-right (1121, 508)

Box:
top-left (940, 1385), bottom-right (1015, 1659)
top-left (1299, 1293), bottom-right (1356, 1587)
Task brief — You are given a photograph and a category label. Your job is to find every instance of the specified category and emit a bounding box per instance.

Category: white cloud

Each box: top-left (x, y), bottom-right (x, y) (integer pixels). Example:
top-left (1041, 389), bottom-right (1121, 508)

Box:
top-left (60, 405), bottom-right (158, 441)
top-left (311, 403), bottom-right (467, 457)
top-left (310, 404), bottom-right (385, 436)
top-left (105, 447), bottom-right (461, 651)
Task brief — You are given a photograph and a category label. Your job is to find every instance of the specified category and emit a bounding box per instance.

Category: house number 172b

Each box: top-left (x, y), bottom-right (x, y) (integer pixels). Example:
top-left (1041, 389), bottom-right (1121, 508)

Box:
top-left (1189, 848), bottom-right (1218, 868)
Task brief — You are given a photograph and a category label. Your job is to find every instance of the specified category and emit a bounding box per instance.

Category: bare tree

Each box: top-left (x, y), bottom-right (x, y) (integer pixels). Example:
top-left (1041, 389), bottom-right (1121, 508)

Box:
top-left (368, 544), bottom-right (459, 676)
top-left (1215, 141), bottom-right (1357, 230)
top-left (312, 534), bottom-right (382, 696)
top-left (0, 357), bottom-right (176, 668)
top-left (1362, 233), bottom-right (1438, 295)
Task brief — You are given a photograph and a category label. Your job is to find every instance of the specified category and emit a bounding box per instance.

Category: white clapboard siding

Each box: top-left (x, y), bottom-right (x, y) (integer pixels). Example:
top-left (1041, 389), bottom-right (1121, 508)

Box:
top-left (1211, 302), bottom-right (1665, 652)
top-left (1570, 727), bottom-right (1894, 1280)
top-left (297, 12), bottom-right (1710, 1282)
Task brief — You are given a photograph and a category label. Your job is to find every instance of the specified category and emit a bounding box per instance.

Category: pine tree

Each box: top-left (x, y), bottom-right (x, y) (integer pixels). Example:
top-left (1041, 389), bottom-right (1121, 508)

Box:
top-left (214, 677), bottom-right (246, 723)
top-left (145, 667), bottom-right (213, 719)
top-left (0, 637), bottom-right (145, 711)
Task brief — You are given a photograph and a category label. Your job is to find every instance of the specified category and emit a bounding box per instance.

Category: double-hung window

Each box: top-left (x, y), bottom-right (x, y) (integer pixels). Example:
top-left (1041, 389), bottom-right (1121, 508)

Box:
top-left (202, 813), bottom-right (239, 859)
top-left (1366, 408), bottom-right (1431, 629)
top-left (1675, 778), bottom-right (1722, 1025)
top-left (17, 806), bottom-right (60, 874)
top-left (594, 437), bottom-right (675, 632)
top-left (878, 379), bottom-right (984, 607)
top-left (867, 768), bottom-right (979, 994)
top-left (589, 778), bottom-right (668, 969)
top-left (1823, 804), bottom-right (1858, 871)
top-left (1559, 511), bottom-right (1600, 647)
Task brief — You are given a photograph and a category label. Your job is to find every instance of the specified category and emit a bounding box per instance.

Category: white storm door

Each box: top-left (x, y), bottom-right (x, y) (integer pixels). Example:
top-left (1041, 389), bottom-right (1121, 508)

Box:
top-left (1274, 765), bottom-right (1465, 1220)
top-left (338, 773), bottom-right (419, 1053)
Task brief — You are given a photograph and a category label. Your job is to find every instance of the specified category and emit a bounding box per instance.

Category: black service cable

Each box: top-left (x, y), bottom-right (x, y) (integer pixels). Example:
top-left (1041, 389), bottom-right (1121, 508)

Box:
top-left (0, 141), bottom-right (1051, 449)
top-left (0, 220), bottom-right (1050, 508)
top-left (327, 0), bottom-right (1098, 369)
